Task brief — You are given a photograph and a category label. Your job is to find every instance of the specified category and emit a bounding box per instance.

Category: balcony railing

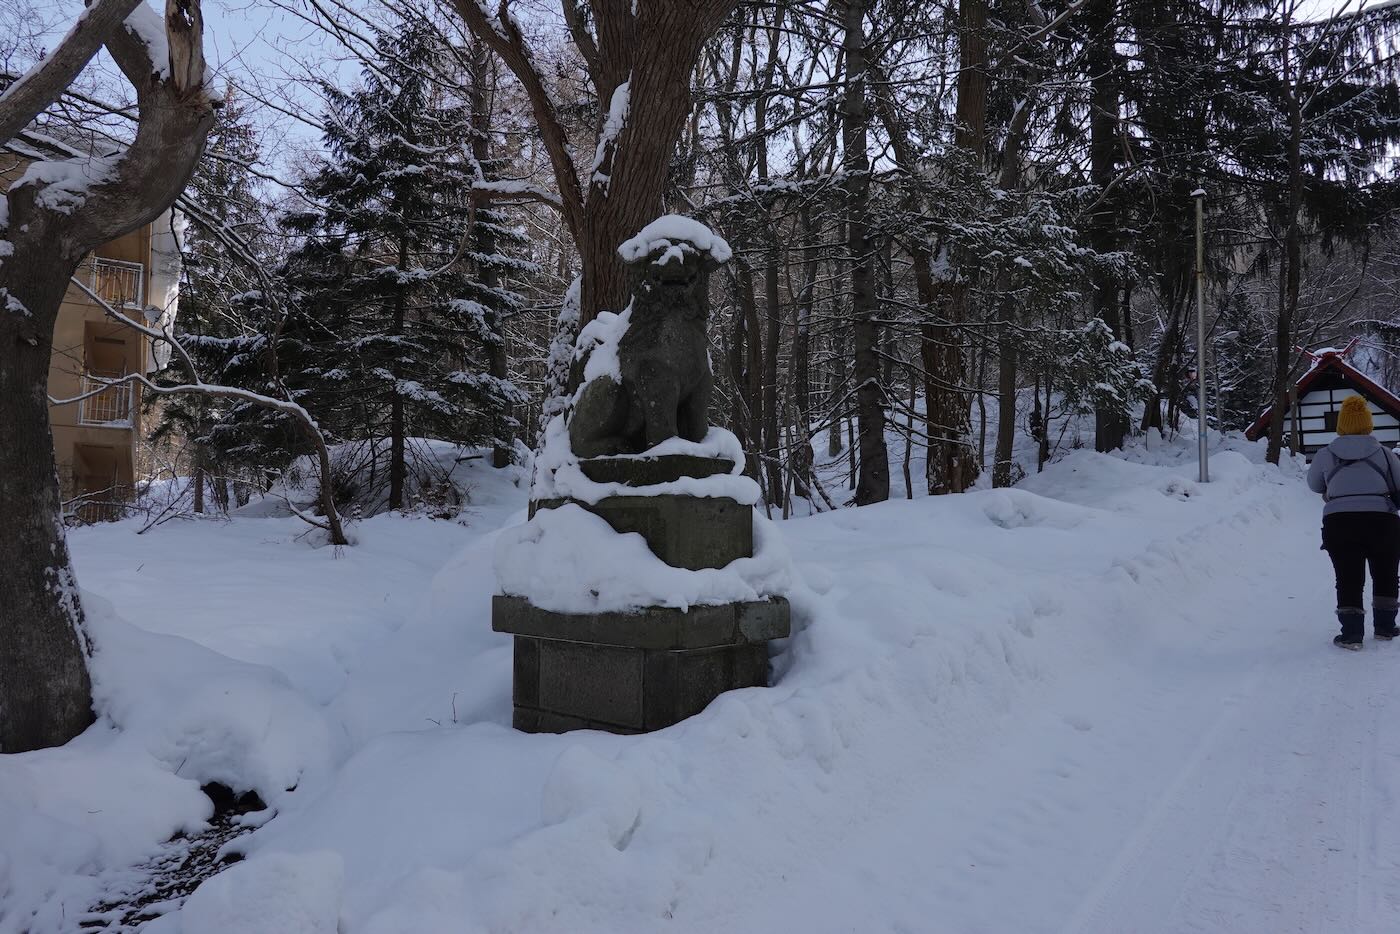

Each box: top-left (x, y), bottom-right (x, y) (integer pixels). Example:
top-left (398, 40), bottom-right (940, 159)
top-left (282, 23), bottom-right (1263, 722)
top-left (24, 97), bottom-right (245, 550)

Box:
top-left (90, 257), bottom-right (144, 309)
top-left (78, 371), bottom-right (133, 426)
top-left (65, 485), bottom-right (135, 525)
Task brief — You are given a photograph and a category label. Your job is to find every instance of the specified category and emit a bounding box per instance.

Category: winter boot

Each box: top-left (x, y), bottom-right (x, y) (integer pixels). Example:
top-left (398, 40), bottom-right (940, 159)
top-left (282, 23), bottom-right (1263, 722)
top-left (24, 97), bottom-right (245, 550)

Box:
top-left (1375, 597), bottom-right (1400, 641)
top-left (1336, 608), bottom-right (1365, 650)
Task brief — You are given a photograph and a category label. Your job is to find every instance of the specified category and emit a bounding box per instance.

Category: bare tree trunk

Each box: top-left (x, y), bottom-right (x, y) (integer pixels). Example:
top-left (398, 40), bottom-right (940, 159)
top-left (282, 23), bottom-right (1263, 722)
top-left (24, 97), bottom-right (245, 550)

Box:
top-left (0, 270), bottom-right (94, 752)
top-left (924, 0), bottom-right (986, 495)
top-left (0, 1), bottom-right (216, 750)
top-left (847, 406), bottom-right (858, 490)
top-left (755, 11), bottom-right (784, 504)
top-left (919, 282), bottom-right (978, 495)
top-left (1267, 26), bottom-right (1305, 466)
top-left (989, 92), bottom-right (1033, 489)
top-left (192, 444), bottom-right (207, 514)
top-left (389, 236), bottom-right (408, 511)
top-left (1038, 375), bottom-right (1052, 470)
top-left (904, 368), bottom-right (916, 499)
top-left (1141, 286), bottom-right (1186, 433)
top-left (829, 292), bottom-right (846, 460)
top-left (869, 0), bottom-right (982, 496)
top-left (456, 1), bottom-right (739, 328)
top-left (469, 41), bottom-right (513, 469)
top-left (1088, 0), bottom-right (1129, 453)
top-left (791, 205), bottom-right (818, 499)
top-left (734, 259), bottom-right (764, 481)
top-left (763, 250), bottom-right (783, 502)
top-left (729, 272), bottom-right (750, 455)
top-left (977, 343), bottom-right (989, 468)
top-left (993, 293), bottom-right (1019, 488)
top-left (842, 0), bottom-right (889, 505)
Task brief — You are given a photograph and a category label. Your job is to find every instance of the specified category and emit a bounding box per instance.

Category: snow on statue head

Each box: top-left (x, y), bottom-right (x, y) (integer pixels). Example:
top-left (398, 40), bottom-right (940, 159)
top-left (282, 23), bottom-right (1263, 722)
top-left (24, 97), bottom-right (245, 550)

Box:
top-left (568, 216), bottom-right (732, 458)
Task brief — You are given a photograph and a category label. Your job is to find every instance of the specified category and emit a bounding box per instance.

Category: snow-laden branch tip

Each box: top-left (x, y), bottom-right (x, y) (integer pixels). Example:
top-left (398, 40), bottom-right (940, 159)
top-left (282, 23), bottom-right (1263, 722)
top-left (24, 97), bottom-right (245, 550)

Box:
top-left (469, 178), bottom-right (563, 211)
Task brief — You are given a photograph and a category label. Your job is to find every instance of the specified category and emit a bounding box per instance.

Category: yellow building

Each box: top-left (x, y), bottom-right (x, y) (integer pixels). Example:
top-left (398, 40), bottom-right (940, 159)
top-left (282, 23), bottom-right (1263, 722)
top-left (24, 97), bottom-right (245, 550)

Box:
top-left (50, 227), bottom-right (183, 523)
top-left (49, 230), bottom-right (153, 520)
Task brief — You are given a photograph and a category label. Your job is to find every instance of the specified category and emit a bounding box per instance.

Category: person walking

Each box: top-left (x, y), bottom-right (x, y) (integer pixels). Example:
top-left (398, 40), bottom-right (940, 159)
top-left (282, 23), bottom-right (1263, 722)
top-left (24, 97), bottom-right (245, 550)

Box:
top-left (1307, 394), bottom-right (1400, 650)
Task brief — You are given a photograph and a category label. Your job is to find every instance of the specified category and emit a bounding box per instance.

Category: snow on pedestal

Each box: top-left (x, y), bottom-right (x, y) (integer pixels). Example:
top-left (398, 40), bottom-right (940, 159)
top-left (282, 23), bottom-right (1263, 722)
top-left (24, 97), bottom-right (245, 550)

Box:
top-left (493, 217), bottom-right (789, 735)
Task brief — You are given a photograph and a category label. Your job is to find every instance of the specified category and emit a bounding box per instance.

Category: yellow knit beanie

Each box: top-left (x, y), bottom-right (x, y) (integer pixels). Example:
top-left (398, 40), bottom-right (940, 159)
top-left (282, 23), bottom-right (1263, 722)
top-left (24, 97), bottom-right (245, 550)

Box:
top-left (1337, 395), bottom-right (1374, 435)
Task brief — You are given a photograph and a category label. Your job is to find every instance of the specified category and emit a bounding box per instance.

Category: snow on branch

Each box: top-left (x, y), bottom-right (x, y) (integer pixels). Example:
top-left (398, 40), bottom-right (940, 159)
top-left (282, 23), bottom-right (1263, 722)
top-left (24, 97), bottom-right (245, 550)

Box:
top-left (451, 0), bottom-right (584, 237)
top-left (469, 177), bottom-right (563, 211)
top-left (61, 275), bottom-right (350, 546)
top-left (589, 80), bottom-right (630, 192)
top-left (0, 0), bottom-right (144, 145)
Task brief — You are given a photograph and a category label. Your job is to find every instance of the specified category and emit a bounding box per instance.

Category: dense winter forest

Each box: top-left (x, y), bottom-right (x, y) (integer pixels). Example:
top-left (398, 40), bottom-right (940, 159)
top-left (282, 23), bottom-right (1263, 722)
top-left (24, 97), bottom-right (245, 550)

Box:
top-left (8, 0), bottom-right (1400, 526)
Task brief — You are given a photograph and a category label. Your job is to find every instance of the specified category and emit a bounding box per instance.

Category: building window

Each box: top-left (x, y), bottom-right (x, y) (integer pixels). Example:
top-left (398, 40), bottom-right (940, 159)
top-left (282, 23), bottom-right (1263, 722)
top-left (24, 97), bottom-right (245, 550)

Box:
top-left (1325, 410), bottom-right (1339, 432)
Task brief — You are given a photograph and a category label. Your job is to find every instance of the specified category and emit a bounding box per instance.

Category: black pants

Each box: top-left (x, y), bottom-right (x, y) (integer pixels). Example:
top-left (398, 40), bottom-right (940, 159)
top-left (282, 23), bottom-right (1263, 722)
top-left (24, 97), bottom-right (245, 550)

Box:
top-left (1322, 511), bottom-right (1400, 610)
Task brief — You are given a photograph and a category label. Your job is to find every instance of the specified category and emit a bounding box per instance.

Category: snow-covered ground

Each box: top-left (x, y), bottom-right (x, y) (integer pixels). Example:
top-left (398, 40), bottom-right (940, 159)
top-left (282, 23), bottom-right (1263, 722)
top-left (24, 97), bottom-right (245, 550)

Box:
top-left (6, 433), bottom-right (1398, 933)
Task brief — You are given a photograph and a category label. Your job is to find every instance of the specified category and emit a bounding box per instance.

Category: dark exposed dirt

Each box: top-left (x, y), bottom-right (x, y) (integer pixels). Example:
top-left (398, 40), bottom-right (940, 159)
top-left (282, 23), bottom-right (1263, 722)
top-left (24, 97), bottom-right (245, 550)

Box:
top-left (76, 784), bottom-right (268, 932)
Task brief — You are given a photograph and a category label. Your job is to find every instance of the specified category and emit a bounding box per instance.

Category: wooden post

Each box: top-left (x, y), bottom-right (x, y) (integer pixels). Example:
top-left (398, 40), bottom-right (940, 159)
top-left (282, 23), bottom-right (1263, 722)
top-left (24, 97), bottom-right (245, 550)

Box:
top-left (1193, 189), bottom-right (1208, 482)
top-left (1289, 384), bottom-right (1302, 453)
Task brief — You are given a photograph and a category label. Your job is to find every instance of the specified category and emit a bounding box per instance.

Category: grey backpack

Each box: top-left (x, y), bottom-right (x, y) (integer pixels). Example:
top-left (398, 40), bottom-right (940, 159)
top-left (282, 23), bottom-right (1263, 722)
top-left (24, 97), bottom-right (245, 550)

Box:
top-left (1326, 452), bottom-right (1400, 509)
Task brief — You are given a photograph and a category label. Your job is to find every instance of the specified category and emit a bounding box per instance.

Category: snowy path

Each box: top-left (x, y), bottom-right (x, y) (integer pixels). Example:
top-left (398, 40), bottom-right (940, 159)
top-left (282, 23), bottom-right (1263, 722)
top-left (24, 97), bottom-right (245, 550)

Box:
top-left (1054, 626), bottom-right (1398, 934)
top-left (670, 455), bottom-right (1400, 934)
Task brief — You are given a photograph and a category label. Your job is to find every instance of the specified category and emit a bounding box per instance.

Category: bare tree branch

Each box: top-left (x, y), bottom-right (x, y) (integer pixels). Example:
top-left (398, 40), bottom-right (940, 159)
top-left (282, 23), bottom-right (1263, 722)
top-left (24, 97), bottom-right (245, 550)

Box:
top-left (0, 0), bottom-right (144, 144)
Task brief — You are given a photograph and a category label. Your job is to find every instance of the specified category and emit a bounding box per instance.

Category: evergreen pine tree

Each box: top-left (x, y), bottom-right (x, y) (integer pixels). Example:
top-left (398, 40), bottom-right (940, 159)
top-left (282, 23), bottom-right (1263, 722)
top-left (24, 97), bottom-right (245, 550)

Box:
top-left (280, 18), bottom-right (531, 511)
top-left (152, 96), bottom-right (285, 511)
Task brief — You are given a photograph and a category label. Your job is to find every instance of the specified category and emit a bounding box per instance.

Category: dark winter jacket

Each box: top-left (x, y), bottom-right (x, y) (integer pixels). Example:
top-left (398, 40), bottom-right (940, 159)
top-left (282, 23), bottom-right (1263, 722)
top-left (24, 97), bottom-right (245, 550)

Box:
top-left (1307, 435), bottom-right (1400, 516)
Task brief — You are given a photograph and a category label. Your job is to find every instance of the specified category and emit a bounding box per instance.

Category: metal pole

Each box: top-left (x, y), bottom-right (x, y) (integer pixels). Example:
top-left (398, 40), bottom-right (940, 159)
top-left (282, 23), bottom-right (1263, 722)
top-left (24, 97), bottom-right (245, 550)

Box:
top-left (1193, 187), bottom-right (1209, 483)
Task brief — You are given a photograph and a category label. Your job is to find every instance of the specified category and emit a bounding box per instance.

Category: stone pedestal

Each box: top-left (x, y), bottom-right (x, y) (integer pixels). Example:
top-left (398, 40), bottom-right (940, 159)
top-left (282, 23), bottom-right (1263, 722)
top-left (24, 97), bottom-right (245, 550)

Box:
top-left (495, 454), bottom-right (791, 734)
top-left (497, 595), bottom-right (788, 733)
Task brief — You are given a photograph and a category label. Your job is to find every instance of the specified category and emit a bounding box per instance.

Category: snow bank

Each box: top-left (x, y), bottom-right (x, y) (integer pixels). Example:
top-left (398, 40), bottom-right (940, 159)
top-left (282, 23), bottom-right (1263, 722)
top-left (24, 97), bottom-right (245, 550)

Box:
top-left (166, 851), bottom-right (344, 934)
top-left (0, 735), bottom-right (210, 932)
top-left (3, 431), bottom-right (1331, 933)
top-left (88, 603), bottom-right (344, 806)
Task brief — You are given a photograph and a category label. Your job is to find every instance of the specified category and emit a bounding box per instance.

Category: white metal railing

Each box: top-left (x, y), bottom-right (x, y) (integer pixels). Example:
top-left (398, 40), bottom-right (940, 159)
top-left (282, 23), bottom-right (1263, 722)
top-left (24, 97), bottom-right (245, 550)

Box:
top-left (78, 371), bottom-right (133, 426)
top-left (90, 257), bottom-right (144, 309)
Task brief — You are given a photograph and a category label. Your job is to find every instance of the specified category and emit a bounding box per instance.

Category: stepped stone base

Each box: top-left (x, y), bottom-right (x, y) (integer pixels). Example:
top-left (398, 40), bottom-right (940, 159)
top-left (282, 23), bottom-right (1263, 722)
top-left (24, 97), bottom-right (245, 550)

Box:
top-left (533, 493), bottom-right (751, 571)
top-left (533, 454), bottom-right (750, 571)
top-left (495, 595), bottom-right (790, 734)
top-left (501, 453), bottom-right (786, 735)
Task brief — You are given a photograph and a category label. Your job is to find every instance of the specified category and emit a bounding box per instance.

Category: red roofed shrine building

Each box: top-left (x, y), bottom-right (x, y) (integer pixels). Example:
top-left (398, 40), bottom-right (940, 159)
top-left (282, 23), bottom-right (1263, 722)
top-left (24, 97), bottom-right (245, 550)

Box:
top-left (1245, 341), bottom-right (1400, 459)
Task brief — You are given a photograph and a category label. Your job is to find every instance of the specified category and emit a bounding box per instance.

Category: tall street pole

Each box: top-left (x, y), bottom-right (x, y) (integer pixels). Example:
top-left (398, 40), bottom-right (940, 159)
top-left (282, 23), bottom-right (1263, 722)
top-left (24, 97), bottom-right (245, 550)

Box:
top-left (1193, 187), bottom-right (1209, 483)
